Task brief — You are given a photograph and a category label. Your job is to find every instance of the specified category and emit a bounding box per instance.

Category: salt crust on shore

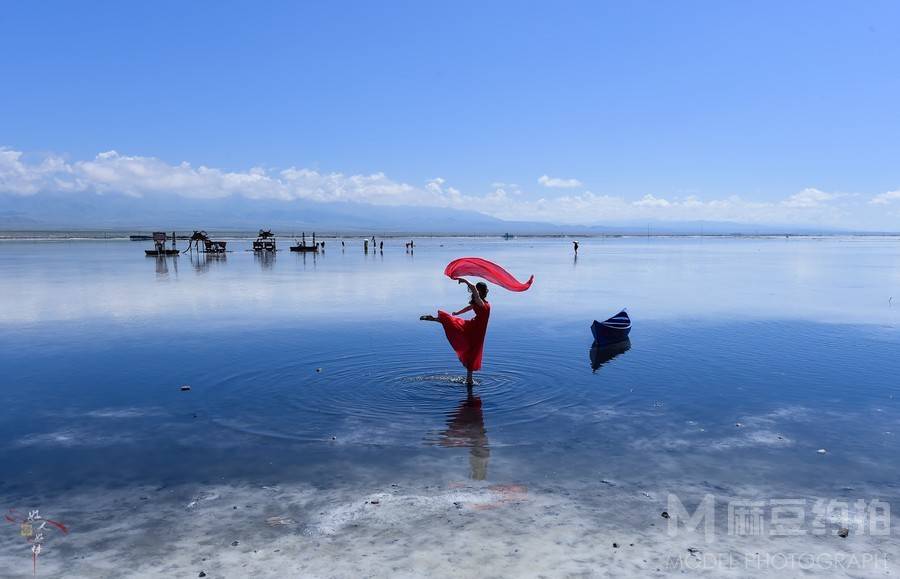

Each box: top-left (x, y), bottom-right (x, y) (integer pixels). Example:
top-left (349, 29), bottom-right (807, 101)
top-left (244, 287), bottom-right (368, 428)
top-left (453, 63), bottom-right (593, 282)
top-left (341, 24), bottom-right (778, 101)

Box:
top-left (1, 478), bottom-right (895, 578)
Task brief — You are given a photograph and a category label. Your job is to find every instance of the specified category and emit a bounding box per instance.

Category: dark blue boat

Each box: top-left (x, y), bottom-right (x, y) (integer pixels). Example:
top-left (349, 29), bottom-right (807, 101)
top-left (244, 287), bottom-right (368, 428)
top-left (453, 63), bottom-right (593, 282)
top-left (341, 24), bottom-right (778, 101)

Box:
top-left (591, 309), bottom-right (631, 346)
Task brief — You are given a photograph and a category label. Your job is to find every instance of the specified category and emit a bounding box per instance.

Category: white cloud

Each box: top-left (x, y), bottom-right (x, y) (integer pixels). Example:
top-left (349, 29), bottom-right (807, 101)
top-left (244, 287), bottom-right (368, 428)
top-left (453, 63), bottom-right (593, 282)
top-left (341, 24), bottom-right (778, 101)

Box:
top-left (538, 174), bottom-right (582, 189)
top-left (632, 194), bottom-right (671, 208)
top-left (0, 147), bottom-right (420, 205)
top-left (0, 146), bottom-right (885, 228)
top-left (781, 188), bottom-right (837, 208)
top-left (870, 190), bottom-right (900, 205)
top-left (466, 189), bottom-right (851, 227)
top-left (0, 148), bottom-right (71, 195)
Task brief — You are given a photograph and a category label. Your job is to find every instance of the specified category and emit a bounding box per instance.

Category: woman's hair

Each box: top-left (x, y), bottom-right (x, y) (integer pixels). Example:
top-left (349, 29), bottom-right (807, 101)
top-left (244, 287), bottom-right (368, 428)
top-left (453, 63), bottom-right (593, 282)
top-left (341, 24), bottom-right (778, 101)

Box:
top-left (470, 281), bottom-right (489, 304)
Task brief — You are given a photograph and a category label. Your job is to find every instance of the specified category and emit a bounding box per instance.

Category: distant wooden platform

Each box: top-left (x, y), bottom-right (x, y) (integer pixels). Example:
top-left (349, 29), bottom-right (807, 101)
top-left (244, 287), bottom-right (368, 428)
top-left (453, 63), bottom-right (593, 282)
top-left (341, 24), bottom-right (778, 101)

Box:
top-left (204, 240), bottom-right (227, 253)
top-left (253, 240), bottom-right (276, 251)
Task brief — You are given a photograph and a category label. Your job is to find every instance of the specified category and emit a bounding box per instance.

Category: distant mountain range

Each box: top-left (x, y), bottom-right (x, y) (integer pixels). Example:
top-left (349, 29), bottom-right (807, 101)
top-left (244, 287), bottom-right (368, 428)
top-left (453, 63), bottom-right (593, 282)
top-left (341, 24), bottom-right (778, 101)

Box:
top-left (0, 192), bottom-right (509, 234)
top-left (0, 192), bottom-right (856, 235)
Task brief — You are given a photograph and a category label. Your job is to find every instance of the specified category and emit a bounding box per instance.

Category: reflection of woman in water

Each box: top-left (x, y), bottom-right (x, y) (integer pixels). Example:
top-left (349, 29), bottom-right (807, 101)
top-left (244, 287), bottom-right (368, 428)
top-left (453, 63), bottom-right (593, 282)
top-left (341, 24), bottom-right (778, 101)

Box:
top-left (439, 391), bottom-right (490, 480)
top-left (420, 278), bottom-right (490, 386)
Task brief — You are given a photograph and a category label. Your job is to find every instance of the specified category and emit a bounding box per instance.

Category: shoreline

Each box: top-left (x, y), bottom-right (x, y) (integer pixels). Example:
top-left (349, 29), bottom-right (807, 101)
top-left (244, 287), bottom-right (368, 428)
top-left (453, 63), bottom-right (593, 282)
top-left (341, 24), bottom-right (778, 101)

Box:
top-left (2, 230), bottom-right (900, 241)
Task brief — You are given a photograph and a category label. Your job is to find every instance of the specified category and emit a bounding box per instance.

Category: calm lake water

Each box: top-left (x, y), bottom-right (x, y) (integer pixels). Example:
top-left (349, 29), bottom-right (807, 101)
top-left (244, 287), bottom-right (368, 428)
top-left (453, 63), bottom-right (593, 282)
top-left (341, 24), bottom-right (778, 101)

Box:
top-left (1, 236), bottom-right (899, 577)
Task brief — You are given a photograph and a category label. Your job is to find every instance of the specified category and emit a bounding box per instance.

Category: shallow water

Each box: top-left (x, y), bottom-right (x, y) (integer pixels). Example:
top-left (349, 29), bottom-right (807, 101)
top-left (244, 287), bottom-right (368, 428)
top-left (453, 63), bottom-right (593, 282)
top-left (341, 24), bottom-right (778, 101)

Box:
top-left (1, 236), bottom-right (899, 577)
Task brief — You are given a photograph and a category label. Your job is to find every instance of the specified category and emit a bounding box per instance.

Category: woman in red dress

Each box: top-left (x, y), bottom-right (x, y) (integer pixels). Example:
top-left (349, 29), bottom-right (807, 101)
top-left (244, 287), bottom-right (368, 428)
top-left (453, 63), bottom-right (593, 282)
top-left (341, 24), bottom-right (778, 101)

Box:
top-left (421, 278), bottom-right (490, 387)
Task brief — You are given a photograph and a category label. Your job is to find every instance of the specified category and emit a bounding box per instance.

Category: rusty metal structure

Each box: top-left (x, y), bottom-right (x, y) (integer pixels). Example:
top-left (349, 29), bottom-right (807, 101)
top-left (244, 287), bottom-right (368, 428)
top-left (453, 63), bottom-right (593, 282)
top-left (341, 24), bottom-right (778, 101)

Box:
top-left (183, 230), bottom-right (227, 254)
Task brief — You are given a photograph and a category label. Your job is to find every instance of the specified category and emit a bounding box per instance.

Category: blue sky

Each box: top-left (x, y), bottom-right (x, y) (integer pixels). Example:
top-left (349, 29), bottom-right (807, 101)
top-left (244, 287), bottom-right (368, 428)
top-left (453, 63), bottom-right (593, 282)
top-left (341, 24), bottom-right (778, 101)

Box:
top-left (1, 1), bottom-right (899, 228)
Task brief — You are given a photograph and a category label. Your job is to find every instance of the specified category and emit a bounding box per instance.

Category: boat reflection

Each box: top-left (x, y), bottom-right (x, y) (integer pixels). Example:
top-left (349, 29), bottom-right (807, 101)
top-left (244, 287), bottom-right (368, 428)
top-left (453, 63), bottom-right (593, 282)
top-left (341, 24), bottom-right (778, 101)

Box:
top-left (589, 339), bottom-right (631, 372)
top-left (295, 250), bottom-right (317, 270)
top-left (436, 391), bottom-right (490, 480)
top-left (152, 254), bottom-right (178, 278)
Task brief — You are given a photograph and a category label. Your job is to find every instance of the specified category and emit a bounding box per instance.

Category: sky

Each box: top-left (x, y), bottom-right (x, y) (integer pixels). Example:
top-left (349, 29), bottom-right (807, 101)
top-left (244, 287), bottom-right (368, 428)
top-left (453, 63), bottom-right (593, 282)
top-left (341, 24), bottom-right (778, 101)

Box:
top-left (1, 0), bottom-right (899, 229)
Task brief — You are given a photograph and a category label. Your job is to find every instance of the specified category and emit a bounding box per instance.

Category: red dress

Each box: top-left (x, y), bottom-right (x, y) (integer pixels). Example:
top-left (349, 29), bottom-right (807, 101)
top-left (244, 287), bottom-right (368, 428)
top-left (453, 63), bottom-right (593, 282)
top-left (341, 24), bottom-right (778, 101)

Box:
top-left (437, 301), bottom-right (491, 371)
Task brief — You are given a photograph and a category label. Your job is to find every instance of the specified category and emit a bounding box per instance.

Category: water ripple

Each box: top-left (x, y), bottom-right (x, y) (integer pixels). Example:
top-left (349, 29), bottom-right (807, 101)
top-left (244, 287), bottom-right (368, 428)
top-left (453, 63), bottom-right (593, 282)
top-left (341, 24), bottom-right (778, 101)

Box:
top-left (200, 343), bottom-right (589, 447)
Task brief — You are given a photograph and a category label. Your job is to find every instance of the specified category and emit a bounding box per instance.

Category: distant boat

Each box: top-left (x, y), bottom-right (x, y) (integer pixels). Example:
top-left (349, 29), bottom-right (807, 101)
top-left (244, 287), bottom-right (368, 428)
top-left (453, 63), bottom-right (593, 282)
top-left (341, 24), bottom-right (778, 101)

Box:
top-left (591, 309), bottom-right (631, 346)
top-left (145, 248), bottom-right (179, 256)
top-left (144, 231), bottom-right (180, 256)
top-left (290, 232), bottom-right (319, 253)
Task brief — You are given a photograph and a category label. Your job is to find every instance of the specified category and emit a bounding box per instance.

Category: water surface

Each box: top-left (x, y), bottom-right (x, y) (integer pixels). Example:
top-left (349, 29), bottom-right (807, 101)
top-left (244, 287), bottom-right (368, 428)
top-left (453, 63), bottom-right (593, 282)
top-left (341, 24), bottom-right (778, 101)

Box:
top-left (1, 236), bottom-right (898, 577)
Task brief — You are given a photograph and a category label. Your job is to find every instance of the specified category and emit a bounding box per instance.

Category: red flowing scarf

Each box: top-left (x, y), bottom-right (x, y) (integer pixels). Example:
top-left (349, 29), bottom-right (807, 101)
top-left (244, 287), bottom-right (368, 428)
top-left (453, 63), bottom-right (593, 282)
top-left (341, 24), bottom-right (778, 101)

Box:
top-left (444, 257), bottom-right (534, 292)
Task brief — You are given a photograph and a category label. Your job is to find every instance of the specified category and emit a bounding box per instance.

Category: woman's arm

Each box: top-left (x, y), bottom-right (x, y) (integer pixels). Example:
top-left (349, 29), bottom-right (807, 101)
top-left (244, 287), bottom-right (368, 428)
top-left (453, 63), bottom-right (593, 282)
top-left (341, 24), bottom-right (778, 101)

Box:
top-left (457, 277), bottom-right (484, 307)
top-left (453, 305), bottom-right (474, 316)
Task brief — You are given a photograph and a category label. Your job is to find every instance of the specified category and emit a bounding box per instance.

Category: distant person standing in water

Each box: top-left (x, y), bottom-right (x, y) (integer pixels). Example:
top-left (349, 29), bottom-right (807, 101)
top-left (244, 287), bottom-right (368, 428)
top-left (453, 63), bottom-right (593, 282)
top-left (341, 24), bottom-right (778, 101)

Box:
top-left (379, 241), bottom-right (384, 252)
top-left (364, 239), bottom-right (369, 253)
top-left (420, 278), bottom-right (490, 387)
top-left (573, 240), bottom-right (579, 255)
